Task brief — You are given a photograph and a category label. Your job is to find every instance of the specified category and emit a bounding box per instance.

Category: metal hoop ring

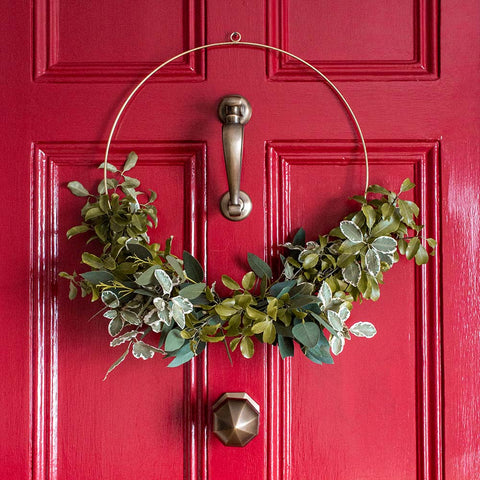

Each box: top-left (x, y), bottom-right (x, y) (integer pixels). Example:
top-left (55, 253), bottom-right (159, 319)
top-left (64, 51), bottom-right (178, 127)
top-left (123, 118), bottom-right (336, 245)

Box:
top-left (230, 32), bottom-right (242, 42)
top-left (103, 33), bottom-right (369, 195)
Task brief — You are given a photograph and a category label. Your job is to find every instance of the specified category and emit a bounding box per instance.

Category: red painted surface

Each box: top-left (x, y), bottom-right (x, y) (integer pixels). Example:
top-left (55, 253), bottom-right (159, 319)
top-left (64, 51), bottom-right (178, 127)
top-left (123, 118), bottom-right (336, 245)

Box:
top-left (1, 1), bottom-right (479, 479)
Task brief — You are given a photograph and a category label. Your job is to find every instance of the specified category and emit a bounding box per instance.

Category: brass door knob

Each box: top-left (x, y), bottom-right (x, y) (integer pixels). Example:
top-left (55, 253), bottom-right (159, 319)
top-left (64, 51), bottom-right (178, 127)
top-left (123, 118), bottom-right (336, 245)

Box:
top-left (212, 392), bottom-right (260, 447)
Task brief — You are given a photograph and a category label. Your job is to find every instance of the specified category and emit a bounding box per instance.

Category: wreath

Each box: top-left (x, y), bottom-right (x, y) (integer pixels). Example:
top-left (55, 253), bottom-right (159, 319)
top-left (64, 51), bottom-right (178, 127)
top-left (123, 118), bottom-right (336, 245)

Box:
top-left (60, 151), bottom-right (436, 379)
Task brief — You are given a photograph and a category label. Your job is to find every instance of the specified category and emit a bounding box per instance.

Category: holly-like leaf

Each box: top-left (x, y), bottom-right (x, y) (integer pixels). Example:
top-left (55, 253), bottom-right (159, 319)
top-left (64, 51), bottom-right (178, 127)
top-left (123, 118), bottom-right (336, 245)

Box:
top-left (339, 221), bottom-right (364, 244)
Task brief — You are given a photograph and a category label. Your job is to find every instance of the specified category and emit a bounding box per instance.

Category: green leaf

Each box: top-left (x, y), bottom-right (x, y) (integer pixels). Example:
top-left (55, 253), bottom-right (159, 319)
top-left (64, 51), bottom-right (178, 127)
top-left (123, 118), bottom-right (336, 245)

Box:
top-left (164, 255), bottom-right (183, 278)
top-left (81, 252), bottom-right (104, 269)
top-left (251, 320), bottom-right (269, 334)
top-left (122, 176), bottom-right (140, 188)
top-left (351, 195), bottom-right (367, 204)
top-left (68, 281), bottom-right (77, 300)
top-left (242, 271), bottom-right (256, 290)
top-left (292, 322), bottom-right (320, 348)
top-left (126, 241), bottom-right (153, 260)
top-left (305, 331), bottom-right (333, 365)
top-left (415, 244), bottom-right (429, 265)
top-left (367, 184), bottom-right (390, 195)
top-left (371, 215), bottom-right (401, 237)
top-left (67, 181), bottom-right (90, 197)
top-left (183, 251), bottom-right (204, 282)
top-left (247, 253), bottom-right (272, 279)
top-left (98, 161), bottom-right (118, 173)
top-left (179, 283), bottom-right (206, 299)
top-left (123, 151), bottom-right (138, 172)
top-left (80, 270), bottom-right (113, 284)
top-left (362, 205), bottom-right (376, 230)
top-left (222, 275), bottom-right (241, 291)
top-left (135, 265), bottom-right (160, 286)
top-left (167, 343), bottom-right (195, 367)
top-left (406, 237), bottom-right (420, 260)
top-left (400, 178), bottom-right (415, 193)
top-left (66, 224), bottom-right (90, 239)
top-left (293, 227), bottom-right (306, 246)
top-left (165, 330), bottom-right (185, 352)
top-left (303, 253), bottom-right (319, 270)
top-left (263, 322), bottom-right (276, 344)
top-left (339, 221), bottom-right (364, 243)
top-left (84, 207), bottom-right (104, 221)
top-left (381, 203), bottom-right (395, 219)
top-left (278, 335), bottom-right (294, 359)
top-left (371, 236), bottom-right (397, 254)
top-left (240, 336), bottom-right (254, 359)
top-left (427, 238), bottom-right (437, 248)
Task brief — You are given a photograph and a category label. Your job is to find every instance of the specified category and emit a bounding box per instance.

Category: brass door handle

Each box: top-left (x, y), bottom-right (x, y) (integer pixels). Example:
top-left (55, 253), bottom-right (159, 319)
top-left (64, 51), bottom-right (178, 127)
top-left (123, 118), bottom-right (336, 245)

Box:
top-left (218, 95), bottom-right (253, 221)
top-left (212, 392), bottom-right (260, 447)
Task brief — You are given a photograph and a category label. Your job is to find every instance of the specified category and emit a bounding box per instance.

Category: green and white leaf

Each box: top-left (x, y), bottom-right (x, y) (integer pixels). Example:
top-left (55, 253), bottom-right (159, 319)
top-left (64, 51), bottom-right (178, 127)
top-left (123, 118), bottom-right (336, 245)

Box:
top-left (371, 236), bottom-right (397, 254)
top-left (110, 330), bottom-right (140, 347)
top-left (132, 341), bottom-right (156, 360)
top-left (365, 248), bottom-right (380, 276)
top-left (101, 290), bottom-right (120, 308)
top-left (342, 261), bottom-right (361, 286)
top-left (317, 281), bottom-right (332, 307)
top-left (108, 316), bottom-right (124, 336)
top-left (350, 322), bottom-right (377, 338)
top-left (329, 334), bottom-right (345, 355)
top-left (154, 269), bottom-right (173, 295)
top-left (340, 220), bottom-right (364, 243)
top-left (327, 310), bottom-right (343, 332)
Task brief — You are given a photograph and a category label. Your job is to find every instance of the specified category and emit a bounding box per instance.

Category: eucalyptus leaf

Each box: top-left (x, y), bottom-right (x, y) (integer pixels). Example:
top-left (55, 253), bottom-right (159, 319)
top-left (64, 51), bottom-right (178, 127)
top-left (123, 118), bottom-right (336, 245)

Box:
top-left (167, 342), bottom-right (195, 367)
top-left (278, 335), bottom-right (294, 359)
top-left (292, 322), bottom-right (320, 348)
top-left (179, 283), bottom-right (206, 299)
top-left (292, 227), bottom-right (306, 246)
top-left (183, 251), bottom-right (204, 282)
top-left (247, 253), bottom-right (273, 279)
top-left (165, 330), bottom-right (185, 352)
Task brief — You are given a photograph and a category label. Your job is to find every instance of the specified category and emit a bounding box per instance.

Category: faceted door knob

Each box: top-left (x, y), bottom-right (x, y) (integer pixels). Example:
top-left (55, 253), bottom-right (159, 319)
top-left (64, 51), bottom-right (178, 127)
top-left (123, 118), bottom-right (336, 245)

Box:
top-left (212, 392), bottom-right (260, 447)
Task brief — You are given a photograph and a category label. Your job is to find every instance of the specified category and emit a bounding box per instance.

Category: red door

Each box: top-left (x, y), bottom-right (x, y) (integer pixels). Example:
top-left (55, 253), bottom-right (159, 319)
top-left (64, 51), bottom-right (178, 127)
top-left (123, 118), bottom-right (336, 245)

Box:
top-left (1, 1), bottom-right (479, 479)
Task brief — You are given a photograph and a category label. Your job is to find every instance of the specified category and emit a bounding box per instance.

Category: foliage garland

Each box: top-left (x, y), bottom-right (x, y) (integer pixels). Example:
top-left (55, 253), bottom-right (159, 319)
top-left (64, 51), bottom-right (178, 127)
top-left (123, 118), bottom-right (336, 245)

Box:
top-left (61, 152), bottom-right (436, 379)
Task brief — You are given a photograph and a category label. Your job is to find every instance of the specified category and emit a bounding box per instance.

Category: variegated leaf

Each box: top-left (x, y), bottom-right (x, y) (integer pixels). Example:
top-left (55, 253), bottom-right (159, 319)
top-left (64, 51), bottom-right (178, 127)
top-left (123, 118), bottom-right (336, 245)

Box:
top-left (350, 322), bottom-right (377, 338)
top-left (365, 248), bottom-right (380, 276)
top-left (110, 331), bottom-right (140, 347)
top-left (101, 290), bottom-right (120, 308)
top-left (150, 320), bottom-right (163, 333)
top-left (378, 251), bottom-right (394, 268)
top-left (132, 341), bottom-right (156, 360)
top-left (120, 310), bottom-right (141, 325)
top-left (154, 269), bottom-right (173, 295)
top-left (342, 261), bottom-right (361, 286)
top-left (338, 305), bottom-right (351, 322)
top-left (171, 296), bottom-right (194, 314)
top-left (371, 236), bottom-right (397, 254)
top-left (143, 309), bottom-right (159, 325)
top-left (329, 334), bottom-right (345, 355)
top-left (108, 317), bottom-right (124, 336)
top-left (317, 281), bottom-right (332, 307)
top-left (339, 220), bottom-right (364, 244)
top-left (153, 297), bottom-right (166, 311)
top-left (103, 310), bottom-right (118, 320)
top-left (327, 310), bottom-right (343, 331)
top-left (170, 303), bottom-right (186, 328)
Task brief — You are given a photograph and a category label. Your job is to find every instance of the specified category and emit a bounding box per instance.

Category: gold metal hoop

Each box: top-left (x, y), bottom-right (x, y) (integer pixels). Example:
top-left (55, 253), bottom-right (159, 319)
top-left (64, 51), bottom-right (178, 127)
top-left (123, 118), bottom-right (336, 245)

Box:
top-left (103, 34), bottom-right (369, 195)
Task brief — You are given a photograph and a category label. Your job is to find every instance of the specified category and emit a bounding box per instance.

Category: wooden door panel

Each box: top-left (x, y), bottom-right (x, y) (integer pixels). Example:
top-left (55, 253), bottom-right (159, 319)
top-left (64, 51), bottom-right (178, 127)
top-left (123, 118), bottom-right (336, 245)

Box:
top-left (34, 0), bottom-right (205, 82)
top-left (267, 141), bottom-right (441, 479)
top-left (267, 0), bottom-right (438, 80)
top-left (32, 143), bottom-right (207, 479)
